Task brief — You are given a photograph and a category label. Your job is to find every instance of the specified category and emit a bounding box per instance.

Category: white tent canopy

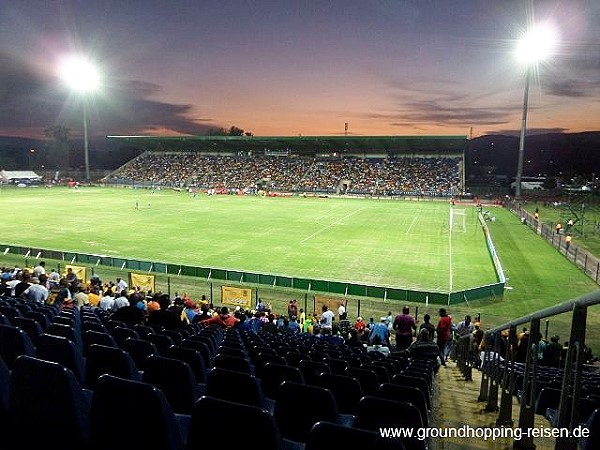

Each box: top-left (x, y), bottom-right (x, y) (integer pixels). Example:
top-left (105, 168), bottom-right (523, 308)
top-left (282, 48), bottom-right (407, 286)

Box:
top-left (0, 170), bottom-right (43, 184)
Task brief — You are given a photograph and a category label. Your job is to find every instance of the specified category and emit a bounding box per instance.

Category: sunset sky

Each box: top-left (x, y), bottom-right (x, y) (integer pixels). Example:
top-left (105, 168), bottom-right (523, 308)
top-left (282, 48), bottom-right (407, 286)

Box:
top-left (1, 0), bottom-right (599, 140)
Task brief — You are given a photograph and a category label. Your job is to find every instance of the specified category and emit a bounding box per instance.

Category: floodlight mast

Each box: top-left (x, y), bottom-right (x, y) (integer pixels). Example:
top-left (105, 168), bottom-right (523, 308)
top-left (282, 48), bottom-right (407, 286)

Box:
top-left (514, 26), bottom-right (556, 198)
top-left (515, 66), bottom-right (531, 199)
top-left (59, 56), bottom-right (99, 182)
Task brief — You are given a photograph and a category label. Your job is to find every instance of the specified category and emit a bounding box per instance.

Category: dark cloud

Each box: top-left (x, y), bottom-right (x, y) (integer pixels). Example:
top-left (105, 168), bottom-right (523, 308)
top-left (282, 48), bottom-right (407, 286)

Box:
top-left (0, 52), bottom-right (219, 138)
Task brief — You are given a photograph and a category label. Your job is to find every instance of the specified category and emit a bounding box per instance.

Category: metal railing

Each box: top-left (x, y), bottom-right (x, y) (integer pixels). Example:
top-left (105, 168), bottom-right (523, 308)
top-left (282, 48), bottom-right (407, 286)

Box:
top-left (477, 289), bottom-right (600, 450)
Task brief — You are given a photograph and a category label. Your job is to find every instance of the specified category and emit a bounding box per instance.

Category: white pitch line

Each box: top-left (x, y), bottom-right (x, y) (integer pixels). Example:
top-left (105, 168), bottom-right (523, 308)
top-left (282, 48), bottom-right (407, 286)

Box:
top-left (300, 207), bottom-right (366, 244)
top-left (406, 215), bottom-right (419, 235)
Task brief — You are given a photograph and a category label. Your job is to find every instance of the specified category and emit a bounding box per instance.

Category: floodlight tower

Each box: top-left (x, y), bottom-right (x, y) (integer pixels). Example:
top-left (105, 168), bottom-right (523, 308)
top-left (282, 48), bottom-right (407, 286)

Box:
top-left (59, 56), bottom-right (100, 182)
top-left (514, 26), bottom-right (557, 198)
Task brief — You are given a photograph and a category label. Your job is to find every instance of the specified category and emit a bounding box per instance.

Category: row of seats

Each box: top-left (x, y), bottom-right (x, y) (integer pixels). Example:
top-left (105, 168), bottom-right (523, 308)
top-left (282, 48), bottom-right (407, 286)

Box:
top-left (0, 300), bottom-right (437, 449)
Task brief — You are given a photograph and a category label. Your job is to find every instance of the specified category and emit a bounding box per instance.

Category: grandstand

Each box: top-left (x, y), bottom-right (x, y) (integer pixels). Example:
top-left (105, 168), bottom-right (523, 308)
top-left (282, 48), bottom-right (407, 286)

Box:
top-left (105, 135), bottom-right (467, 197)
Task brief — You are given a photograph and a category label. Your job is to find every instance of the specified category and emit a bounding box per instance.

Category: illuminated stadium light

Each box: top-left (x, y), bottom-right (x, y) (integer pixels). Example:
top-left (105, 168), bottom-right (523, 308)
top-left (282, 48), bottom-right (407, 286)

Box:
top-left (58, 56), bottom-right (100, 92)
top-left (58, 56), bottom-right (100, 181)
top-left (516, 26), bottom-right (557, 63)
top-left (514, 25), bottom-right (557, 198)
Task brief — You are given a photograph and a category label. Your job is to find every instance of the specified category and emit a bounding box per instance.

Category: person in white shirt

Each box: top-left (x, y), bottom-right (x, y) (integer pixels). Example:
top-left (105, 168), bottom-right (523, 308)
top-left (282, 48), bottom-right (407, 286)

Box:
top-left (320, 304), bottom-right (335, 331)
top-left (33, 261), bottom-right (46, 278)
top-left (116, 277), bottom-right (128, 293)
top-left (338, 302), bottom-right (346, 319)
top-left (22, 277), bottom-right (49, 304)
top-left (99, 289), bottom-right (116, 311)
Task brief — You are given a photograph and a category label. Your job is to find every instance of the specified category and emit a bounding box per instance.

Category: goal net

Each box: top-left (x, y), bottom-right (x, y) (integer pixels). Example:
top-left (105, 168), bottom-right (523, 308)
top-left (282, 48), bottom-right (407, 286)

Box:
top-left (450, 208), bottom-right (467, 233)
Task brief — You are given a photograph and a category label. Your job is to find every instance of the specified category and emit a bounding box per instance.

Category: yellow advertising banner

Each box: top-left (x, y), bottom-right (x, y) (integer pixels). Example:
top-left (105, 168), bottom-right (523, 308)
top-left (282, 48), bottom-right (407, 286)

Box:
top-left (129, 272), bottom-right (156, 293)
top-left (64, 265), bottom-right (86, 282)
top-left (221, 285), bottom-right (252, 309)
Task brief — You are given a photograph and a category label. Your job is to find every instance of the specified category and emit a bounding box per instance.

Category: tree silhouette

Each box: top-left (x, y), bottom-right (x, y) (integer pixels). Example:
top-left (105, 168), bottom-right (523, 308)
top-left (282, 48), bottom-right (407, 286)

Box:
top-left (43, 125), bottom-right (71, 170)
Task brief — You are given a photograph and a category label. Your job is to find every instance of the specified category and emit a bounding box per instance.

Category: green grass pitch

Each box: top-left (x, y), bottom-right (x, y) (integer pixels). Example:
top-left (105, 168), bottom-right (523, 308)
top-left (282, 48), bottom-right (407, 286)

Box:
top-left (0, 186), bottom-right (496, 292)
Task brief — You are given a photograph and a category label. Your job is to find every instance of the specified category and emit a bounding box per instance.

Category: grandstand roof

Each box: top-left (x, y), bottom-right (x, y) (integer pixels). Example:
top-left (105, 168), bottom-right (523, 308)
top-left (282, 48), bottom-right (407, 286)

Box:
top-left (107, 135), bottom-right (467, 156)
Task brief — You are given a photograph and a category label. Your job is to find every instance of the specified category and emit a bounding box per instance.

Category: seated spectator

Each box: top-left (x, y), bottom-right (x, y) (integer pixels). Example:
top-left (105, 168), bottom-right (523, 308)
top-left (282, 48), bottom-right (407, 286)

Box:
top-left (201, 306), bottom-right (240, 329)
top-left (22, 276), bottom-right (49, 304)
top-left (408, 328), bottom-right (440, 365)
top-left (368, 317), bottom-right (391, 346)
top-left (366, 335), bottom-right (390, 356)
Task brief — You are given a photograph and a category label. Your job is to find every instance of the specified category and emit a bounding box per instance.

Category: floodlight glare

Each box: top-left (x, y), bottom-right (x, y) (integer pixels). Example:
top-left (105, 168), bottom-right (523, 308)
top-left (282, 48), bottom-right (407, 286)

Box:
top-left (516, 26), bottom-right (557, 63)
top-left (58, 55), bottom-right (100, 182)
top-left (59, 56), bottom-right (99, 92)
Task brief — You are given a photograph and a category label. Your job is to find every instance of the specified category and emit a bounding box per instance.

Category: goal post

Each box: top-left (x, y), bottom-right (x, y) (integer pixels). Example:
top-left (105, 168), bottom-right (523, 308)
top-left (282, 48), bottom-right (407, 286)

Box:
top-left (450, 207), bottom-right (467, 233)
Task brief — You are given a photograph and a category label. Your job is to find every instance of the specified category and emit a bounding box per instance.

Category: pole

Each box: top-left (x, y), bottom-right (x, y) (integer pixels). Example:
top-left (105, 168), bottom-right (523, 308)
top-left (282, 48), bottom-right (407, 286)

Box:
top-left (515, 66), bottom-right (531, 198)
top-left (83, 100), bottom-right (90, 182)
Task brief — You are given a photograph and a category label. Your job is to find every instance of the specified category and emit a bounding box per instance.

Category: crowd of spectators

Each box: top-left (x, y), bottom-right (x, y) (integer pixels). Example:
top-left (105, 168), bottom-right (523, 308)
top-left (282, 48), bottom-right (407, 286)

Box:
top-left (104, 152), bottom-right (461, 197)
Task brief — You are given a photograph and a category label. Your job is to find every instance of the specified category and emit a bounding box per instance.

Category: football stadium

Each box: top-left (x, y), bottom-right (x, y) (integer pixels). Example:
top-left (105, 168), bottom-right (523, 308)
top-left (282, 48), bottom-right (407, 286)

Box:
top-left (1, 133), bottom-right (600, 450)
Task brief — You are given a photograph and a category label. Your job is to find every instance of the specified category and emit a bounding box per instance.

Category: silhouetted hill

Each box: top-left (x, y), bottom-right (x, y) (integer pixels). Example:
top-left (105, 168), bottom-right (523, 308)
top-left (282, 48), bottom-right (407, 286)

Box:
top-left (466, 132), bottom-right (600, 181)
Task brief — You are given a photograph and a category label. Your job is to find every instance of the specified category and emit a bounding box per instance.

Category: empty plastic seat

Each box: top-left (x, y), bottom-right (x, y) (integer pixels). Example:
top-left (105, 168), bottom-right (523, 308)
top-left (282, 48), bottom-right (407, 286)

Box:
top-left (345, 366), bottom-right (380, 395)
top-left (306, 420), bottom-right (406, 450)
top-left (375, 383), bottom-right (430, 427)
top-left (186, 396), bottom-right (290, 450)
top-left (260, 362), bottom-right (305, 400)
top-left (142, 355), bottom-right (204, 414)
top-left (204, 367), bottom-right (272, 411)
top-left (36, 333), bottom-right (86, 385)
top-left (317, 372), bottom-right (363, 415)
top-left (299, 359), bottom-right (331, 386)
top-left (213, 353), bottom-right (253, 374)
top-left (164, 345), bottom-right (209, 384)
top-left (0, 323), bottom-right (36, 369)
top-left (9, 355), bottom-right (92, 450)
top-left (121, 337), bottom-right (160, 370)
top-left (353, 395), bottom-right (426, 450)
top-left (273, 381), bottom-right (352, 444)
top-left (146, 333), bottom-right (175, 354)
top-left (13, 316), bottom-right (44, 344)
top-left (90, 374), bottom-right (188, 450)
top-left (85, 343), bottom-right (142, 389)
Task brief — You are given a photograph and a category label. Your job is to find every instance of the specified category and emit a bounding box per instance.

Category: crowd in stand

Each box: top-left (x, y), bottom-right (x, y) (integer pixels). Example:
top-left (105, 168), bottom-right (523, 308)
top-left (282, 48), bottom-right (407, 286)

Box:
top-left (104, 152), bottom-right (461, 197)
top-left (1, 261), bottom-right (480, 366)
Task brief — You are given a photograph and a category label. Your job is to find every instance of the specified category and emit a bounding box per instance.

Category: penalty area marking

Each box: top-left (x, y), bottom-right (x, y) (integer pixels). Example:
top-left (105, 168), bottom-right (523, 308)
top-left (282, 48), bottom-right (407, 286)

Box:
top-left (300, 207), bottom-right (366, 244)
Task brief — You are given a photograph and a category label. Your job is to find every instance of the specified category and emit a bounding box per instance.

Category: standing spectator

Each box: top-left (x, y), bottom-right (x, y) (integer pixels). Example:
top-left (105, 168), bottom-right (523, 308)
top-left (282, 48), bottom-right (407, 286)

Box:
top-left (436, 308), bottom-right (453, 366)
top-left (287, 299), bottom-right (298, 319)
top-left (33, 261), bottom-right (46, 278)
top-left (419, 314), bottom-right (436, 342)
top-left (393, 306), bottom-right (417, 352)
top-left (298, 308), bottom-right (306, 332)
top-left (288, 316), bottom-right (301, 334)
top-left (543, 335), bottom-right (562, 367)
top-left (320, 304), bottom-right (335, 332)
top-left (337, 312), bottom-right (351, 338)
top-left (338, 302), bottom-right (346, 319)
top-left (354, 316), bottom-right (367, 333)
